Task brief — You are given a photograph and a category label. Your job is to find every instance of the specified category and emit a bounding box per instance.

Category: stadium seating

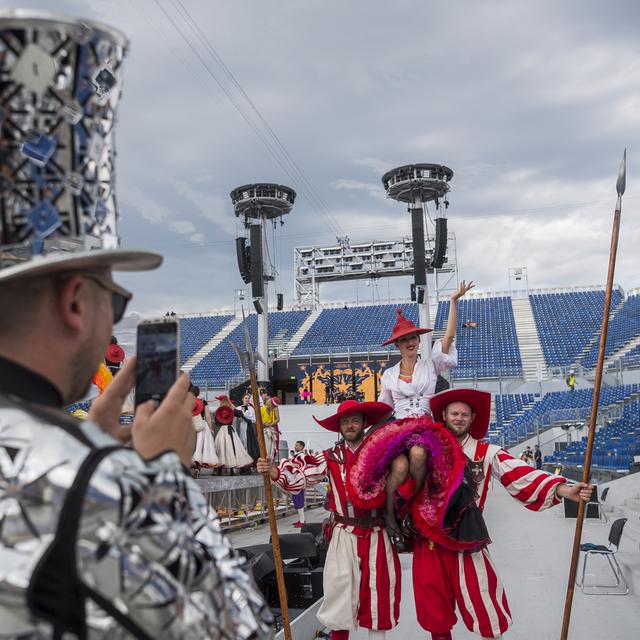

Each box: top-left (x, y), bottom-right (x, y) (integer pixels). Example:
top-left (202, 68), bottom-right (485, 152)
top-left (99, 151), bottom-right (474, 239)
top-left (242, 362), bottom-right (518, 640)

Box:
top-left (621, 344), bottom-right (640, 368)
top-left (489, 385), bottom-right (640, 449)
top-left (190, 310), bottom-right (310, 386)
top-left (176, 286), bottom-right (640, 387)
top-left (580, 294), bottom-right (640, 368)
top-left (293, 303), bottom-right (417, 356)
top-left (435, 297), bottom-right (523, 379)
top-left (529, 289), bottom-right (624, 367)
top-left (546, 397), bottom-right (640, 471)
top-left (494, 393), bottom-right (538, 426)
top-left (179, 314), bottom-right (233, 364)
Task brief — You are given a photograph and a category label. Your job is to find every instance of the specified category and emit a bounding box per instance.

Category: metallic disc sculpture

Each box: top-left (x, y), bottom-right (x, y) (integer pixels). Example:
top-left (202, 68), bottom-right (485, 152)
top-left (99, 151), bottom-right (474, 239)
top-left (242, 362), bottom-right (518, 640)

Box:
top-left (0, 9), bottom-right (128, 254)
top-left (230, 183), bottom-right (296, 383)
top-left (382, 163), bottom-right (454, 354)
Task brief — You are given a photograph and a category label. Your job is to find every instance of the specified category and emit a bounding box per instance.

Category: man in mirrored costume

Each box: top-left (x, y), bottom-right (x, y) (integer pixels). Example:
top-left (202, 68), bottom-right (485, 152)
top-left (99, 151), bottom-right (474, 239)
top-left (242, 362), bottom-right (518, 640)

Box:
top-left (0, 10), bottom-right (272, 639)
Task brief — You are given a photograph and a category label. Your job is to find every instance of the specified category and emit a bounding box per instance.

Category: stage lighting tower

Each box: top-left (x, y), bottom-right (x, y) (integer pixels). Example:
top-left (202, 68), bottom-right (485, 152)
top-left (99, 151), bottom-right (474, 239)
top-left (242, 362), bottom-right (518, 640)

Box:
top-left (230, 183), bottom-right (296, 384)
top-left (382, 164), bottom-right (453, 355)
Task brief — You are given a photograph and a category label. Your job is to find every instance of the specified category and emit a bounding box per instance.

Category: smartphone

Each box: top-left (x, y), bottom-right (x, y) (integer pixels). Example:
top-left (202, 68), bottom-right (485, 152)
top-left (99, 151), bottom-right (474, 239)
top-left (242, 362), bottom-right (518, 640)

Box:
top-left (135, 318), bottom-right (180, 406)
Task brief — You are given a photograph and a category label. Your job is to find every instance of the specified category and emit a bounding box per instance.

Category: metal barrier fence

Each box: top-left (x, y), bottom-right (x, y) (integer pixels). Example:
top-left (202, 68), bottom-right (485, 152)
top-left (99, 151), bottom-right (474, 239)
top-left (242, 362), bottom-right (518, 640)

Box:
top-left (195, 474), bottom-right (326, 531)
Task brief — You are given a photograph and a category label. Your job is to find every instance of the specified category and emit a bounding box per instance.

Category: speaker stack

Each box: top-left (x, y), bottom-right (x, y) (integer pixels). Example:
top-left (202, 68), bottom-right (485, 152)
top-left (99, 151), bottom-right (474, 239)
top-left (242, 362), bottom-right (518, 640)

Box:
top-left (430, 217), bottom-right (448, 269)
top-left (249, 224), bottom-right (264, 298)
top-left (235, 237), bottom-right (251, 283)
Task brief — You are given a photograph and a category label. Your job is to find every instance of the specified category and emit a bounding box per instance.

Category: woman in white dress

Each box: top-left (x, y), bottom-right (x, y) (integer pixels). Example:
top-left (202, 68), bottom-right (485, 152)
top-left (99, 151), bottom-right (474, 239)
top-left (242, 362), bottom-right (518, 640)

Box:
top-left (214, 395), bottom-right (254, 471)
top-left (378, 280), bottom-right (474, 534)
top-left (191, 395), bottom-right (221, 471)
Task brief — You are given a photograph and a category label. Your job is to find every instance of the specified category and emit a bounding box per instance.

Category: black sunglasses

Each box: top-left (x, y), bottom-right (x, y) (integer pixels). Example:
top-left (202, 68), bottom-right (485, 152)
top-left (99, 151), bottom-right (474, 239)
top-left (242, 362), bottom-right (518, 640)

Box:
top-left (82, 273), bottom-right (132, 324)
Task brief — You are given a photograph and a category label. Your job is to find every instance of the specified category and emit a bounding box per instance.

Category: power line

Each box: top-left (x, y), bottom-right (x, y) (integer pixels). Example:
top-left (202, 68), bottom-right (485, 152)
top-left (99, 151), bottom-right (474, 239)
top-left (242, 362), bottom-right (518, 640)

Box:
top-left (149, 0), bottom-right (345, 238)
top-left (171, 0), bottom-right (345, 238)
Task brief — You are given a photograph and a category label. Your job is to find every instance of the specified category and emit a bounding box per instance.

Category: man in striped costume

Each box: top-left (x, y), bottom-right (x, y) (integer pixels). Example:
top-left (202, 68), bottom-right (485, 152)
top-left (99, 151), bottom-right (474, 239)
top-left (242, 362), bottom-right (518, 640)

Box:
top-left (416, 388), bottom-right (593, 640)
top-left (257, 400), bottom-right (399, 640)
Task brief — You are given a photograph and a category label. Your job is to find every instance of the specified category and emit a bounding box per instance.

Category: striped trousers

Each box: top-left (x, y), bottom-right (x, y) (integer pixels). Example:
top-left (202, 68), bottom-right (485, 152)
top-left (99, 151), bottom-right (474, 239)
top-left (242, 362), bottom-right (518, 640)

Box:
top-left (317, 526), bottom-right (401, 631)
top-left (413, 540), bottom-right (512, 639)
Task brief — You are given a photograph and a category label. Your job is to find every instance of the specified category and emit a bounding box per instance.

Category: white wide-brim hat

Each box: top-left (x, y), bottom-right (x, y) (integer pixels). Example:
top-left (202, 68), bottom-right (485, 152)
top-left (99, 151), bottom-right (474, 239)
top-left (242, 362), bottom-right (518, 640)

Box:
top-left (0, 247), bottom-right (162, 283)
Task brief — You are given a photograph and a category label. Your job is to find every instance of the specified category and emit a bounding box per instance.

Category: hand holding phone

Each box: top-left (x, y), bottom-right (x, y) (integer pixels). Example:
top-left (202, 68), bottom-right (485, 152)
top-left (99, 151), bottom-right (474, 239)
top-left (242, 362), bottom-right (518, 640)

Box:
top-left (132, 373), bottom-right (195, 466)
top-left (135, 318), bottom-right (180, 406)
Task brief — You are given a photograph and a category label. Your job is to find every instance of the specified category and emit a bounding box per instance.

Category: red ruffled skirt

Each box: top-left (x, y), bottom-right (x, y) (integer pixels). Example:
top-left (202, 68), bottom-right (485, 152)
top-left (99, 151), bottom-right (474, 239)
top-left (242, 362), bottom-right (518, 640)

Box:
top-left (347, 415), bottom-right (490, 552)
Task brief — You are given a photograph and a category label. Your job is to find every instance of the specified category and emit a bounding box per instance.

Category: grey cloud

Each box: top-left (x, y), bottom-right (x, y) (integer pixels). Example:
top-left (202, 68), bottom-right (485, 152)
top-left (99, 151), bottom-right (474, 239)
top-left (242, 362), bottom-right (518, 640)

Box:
top-left (20, 0), bottom-right (640, 313)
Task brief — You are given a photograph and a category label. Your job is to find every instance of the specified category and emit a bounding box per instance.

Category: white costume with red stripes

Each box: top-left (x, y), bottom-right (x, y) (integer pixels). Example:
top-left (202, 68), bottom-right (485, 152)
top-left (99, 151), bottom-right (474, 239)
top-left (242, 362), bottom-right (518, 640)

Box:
top-left (274, 441), bottom-right (401, 632)
top-left (414, 436), bottom-right (567, 638)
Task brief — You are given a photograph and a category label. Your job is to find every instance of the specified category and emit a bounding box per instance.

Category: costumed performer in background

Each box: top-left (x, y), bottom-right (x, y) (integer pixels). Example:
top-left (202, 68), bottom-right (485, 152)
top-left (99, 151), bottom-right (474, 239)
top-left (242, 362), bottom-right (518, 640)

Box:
top-left (257, 400), bottom-right (400, 640)
top-left (191, 387), bottom-right (220, 474)
top-left (215, 395), bottom-right (254, 472)
top-left (290, 440), bottom-right (308, 528)
top-left (260, 395), bottom-right (280, 460)
top-left (378, 280), bottom-right (474, 536)
top-left (236, 391), bottom-right (261, 464)
top-left (105, 336), bottom-right (125, 376)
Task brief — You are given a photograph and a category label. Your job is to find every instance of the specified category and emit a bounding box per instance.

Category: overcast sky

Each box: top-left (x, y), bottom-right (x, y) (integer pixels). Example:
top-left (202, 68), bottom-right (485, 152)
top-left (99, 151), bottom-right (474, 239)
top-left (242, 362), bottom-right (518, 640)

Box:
top-left (16, 0), bottom-right (640, 315)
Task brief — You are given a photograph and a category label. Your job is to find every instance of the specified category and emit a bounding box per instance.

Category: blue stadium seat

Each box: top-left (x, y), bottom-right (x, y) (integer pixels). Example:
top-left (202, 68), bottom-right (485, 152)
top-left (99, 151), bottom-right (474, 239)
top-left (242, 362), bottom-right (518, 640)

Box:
top-left (179, 315), bottom-right (233, 365)
top-left (190, 310), bottom-right (310, 386)
top-left (435, 297), bottom-right (523, 379)
top-left (580, 294), bottom-right (640, 368)
top-left (529, 290), bottom-right (623, 367)
top-left (293, 303), bottom-right (417, 356)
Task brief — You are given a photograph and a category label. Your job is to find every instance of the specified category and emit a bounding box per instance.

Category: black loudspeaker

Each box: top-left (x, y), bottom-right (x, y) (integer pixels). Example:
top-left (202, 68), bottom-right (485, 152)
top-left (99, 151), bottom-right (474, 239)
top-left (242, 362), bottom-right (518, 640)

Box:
top-left (249, 224), bottom-right (264, 298)
top-left (277, 293), bottom-right (283, 310)
top-left (235, 237), bottom-right (251, 283)
top-left (283, 566), bottom-right (324, 608)
top-left (410, 283), bottom-right (425, 303)
top-left (411, 206), bottom-right (427, 286)
top-left (253, 299), bottom-right (263, 315)
top-left (431, 217), bottom-right (448, 269)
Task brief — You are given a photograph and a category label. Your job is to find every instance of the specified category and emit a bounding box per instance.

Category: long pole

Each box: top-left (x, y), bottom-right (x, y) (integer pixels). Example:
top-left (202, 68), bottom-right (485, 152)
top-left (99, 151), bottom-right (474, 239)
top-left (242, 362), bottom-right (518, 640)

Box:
top-left (249, 365), bottom-right (292, 639)
top-left (560, 150), bottom-right (626, 640)
top-left (258, 218), bottom-right (269, 383)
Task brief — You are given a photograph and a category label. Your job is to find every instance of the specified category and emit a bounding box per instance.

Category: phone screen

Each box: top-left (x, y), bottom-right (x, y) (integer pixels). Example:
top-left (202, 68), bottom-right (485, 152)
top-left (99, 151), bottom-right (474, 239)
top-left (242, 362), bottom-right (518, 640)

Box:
top-left (135, 321), bottom-right (179, 406)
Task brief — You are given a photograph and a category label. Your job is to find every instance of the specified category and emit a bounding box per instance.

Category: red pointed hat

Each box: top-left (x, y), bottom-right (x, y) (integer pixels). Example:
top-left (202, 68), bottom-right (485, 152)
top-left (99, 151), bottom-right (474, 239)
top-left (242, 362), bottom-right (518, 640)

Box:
top-left (192, 397), bottom-right (204, 417)
top-left (106, 343), bottom-right (125, 363)
top-left (313, 399), bottom-right (392, 433)
top-left (382, 308), bottom-right (432, 346)
top-left (430, 388), bottom-right (492, 439)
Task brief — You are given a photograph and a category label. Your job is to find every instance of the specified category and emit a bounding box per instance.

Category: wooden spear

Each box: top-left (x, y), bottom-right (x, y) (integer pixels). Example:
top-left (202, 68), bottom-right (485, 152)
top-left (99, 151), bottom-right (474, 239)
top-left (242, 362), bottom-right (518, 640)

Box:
top-left (560, 149), bottom-right (626, 640)
top-left (233, 310), bottom-right (292, 640)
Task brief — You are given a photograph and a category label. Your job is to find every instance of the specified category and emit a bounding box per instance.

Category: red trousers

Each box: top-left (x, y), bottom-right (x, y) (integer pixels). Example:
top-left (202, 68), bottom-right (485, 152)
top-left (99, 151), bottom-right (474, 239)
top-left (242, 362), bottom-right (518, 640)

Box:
top-left (413, 540), bottom-right (512, 638)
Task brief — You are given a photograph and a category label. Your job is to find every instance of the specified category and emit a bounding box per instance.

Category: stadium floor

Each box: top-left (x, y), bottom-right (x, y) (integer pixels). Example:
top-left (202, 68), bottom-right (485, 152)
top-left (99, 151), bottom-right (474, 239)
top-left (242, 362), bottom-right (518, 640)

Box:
top-left (227, 486), bottom-right (639, 640)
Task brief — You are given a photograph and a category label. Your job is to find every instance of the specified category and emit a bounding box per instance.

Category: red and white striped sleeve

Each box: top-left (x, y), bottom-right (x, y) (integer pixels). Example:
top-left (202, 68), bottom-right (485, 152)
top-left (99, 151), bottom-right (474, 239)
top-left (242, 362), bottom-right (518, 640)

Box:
top-left (273, 452), bottom-right (327, 494)
top-left (491, 449), bottom-right (566, 511)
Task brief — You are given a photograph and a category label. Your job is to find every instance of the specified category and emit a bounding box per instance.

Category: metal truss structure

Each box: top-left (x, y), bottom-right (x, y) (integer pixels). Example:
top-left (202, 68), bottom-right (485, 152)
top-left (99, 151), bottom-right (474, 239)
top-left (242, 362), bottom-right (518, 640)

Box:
top-left (294, 234), bottom-right (457, 306)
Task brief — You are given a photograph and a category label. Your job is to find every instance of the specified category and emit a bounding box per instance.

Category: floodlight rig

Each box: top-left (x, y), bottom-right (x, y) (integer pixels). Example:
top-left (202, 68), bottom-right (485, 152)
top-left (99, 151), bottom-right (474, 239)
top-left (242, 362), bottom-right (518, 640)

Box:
top-left (230, 183), bottom-right (296, 384)
top-left (382, 163), bottom-right (453, 356)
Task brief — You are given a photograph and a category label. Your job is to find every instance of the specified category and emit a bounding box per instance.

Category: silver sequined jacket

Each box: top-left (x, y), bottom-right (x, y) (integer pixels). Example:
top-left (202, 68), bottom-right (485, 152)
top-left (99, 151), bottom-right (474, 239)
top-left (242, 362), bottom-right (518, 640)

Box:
top-left (0, 394), bottom-right (274, 639)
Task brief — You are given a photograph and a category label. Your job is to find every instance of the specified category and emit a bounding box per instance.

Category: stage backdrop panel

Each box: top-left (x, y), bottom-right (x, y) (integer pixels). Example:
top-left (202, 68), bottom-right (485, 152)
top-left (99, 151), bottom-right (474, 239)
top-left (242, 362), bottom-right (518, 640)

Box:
top-left (311, 363), bottom-right (331, 405)
top-left (332, 362), bottom-right (353, 400)
top-left (354, 361), bottom-right (376, 401)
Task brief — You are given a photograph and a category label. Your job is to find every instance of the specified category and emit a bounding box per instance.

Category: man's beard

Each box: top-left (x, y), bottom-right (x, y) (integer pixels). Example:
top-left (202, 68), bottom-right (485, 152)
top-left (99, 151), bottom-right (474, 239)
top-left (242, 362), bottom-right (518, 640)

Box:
top-left (446, 422), bottom-right (470, 438)
top-left (67, 338), bottom-right (104, 404)
top-left (342, 428), bottom-right (365, 443)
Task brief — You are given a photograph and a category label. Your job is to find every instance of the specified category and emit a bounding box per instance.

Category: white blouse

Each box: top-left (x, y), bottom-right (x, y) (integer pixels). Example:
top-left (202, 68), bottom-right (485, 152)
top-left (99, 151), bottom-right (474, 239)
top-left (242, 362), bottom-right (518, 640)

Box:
top-left (378, 340), bottom-right (458, 419)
